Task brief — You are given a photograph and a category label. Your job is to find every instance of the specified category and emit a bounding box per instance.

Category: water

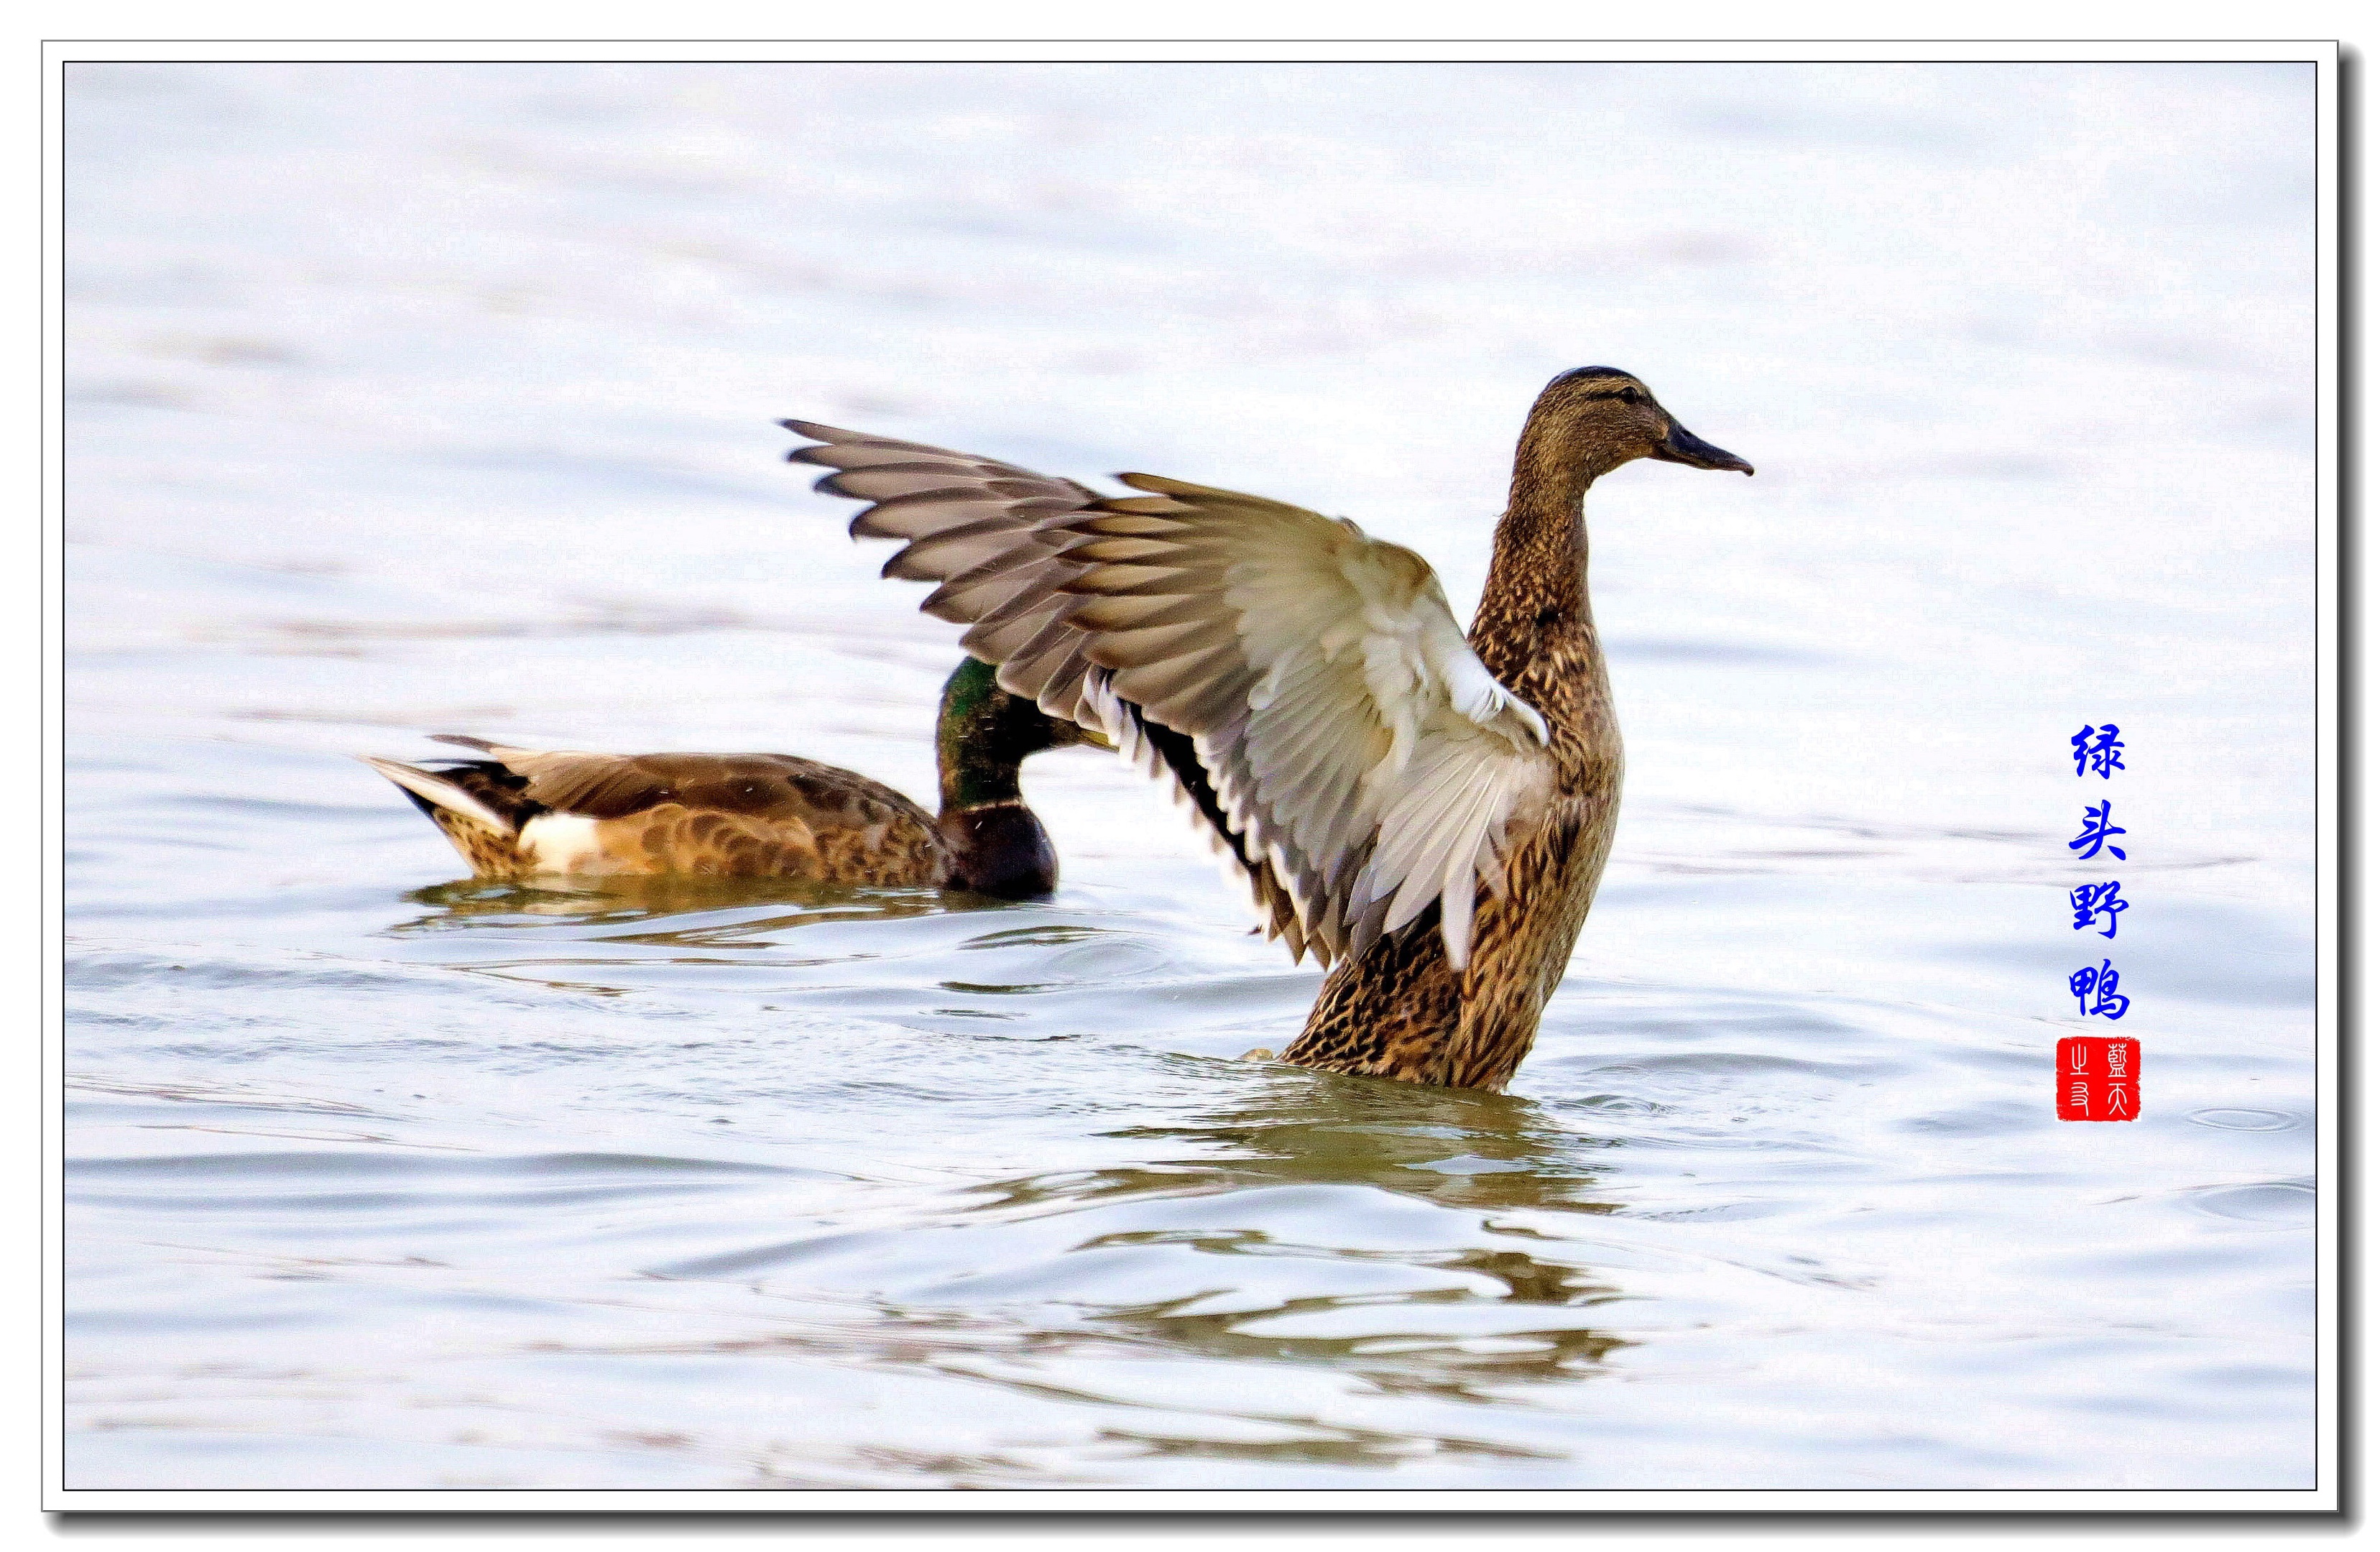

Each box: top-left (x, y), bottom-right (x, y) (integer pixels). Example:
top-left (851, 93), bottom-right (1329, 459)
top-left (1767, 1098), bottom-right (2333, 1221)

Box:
top-left (63, 62), bottom-right (2320, 1489)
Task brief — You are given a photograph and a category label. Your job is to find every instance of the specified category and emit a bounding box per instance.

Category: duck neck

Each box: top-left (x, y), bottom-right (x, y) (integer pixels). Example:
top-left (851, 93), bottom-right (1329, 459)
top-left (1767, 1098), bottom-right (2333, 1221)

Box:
top-left (936, 658), bottom-right (1030, 813)
top-left (1473, 438), bottom-right (1600, 679)
top-left (933, 658), bottom-right (1060, 898)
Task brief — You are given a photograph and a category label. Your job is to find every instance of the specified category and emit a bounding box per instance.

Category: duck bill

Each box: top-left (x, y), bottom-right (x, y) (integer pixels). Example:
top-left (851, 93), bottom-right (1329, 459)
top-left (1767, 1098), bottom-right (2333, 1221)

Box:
top-left (1651, 422), bottom-right (1754, 475)
top-left (1049, 719), bottom-right (1115, 753)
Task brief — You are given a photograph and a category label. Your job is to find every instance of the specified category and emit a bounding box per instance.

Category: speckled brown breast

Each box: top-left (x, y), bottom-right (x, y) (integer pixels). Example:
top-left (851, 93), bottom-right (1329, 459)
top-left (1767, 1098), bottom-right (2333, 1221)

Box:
top-left (1278, 623), bottom-right (1624, 1091)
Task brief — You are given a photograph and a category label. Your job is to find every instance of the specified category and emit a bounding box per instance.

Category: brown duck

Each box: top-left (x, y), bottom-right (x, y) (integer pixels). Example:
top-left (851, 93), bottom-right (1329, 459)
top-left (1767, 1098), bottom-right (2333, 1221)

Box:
top-left (787, 367), bottom-right (1752, 1090)
top-left (364, 657), bottom-right (1099, 897)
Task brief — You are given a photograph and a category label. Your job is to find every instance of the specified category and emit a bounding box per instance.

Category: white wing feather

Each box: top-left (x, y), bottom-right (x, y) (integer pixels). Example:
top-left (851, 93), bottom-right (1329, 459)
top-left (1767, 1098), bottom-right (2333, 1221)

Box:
top-left (1159, 498), bottom-right (1549, 968)
top-left (790, 426), bottom-right (1554, 970)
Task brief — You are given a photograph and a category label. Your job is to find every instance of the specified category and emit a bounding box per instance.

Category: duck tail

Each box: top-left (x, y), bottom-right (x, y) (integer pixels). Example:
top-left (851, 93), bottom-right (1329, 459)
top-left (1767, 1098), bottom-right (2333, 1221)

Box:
top-left (360, 754), bottom-right (522, 872)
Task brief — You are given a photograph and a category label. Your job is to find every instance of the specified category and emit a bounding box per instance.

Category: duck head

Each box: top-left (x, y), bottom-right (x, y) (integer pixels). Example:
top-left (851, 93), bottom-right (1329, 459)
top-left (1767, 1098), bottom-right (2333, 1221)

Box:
top-left (934, 656), bottom-right (1106, 898)
top-left (1521, 366), bottom-right (1754, 488)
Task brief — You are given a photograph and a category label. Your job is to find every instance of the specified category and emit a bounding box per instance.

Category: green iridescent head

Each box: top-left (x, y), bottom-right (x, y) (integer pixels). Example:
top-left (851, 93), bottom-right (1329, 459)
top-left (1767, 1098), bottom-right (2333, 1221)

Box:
top-left (932, 657), bottom-right (1102, 897)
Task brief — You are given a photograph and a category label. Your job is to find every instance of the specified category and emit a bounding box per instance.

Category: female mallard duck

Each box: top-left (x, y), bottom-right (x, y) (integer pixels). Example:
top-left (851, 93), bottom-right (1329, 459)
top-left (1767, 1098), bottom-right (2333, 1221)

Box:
top-left (364, 657), bottom-right (1099, 897)
top-left (786, 367), bottom-right (1751, 1089)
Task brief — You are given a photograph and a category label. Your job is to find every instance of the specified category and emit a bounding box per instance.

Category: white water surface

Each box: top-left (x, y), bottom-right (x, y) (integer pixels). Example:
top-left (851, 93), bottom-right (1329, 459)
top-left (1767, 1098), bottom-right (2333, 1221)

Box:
top-left (64, 62), bottom-right (2318, 1490)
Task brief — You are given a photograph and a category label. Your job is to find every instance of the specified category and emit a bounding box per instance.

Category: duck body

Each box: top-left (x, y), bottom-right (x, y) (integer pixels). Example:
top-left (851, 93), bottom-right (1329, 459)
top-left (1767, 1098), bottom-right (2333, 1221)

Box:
top-left (370, 743), bottom-right (951, 884)
top-left (790, 367), bottom-right (1748, 1089)
top-left (366, 658), bottom-right (1090, 898)
top-left (1285, 614), bottom-right (1637, 1085)
top-left (1283, 507), bottom-right (1625, 1089)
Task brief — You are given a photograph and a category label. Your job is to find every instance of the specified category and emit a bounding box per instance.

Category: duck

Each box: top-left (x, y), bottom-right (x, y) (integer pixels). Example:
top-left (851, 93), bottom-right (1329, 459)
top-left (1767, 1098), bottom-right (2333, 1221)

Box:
top-left (363, 657), bottom-right (1101, 898)
top-left (785, 367), bottom-right (1751, 1089)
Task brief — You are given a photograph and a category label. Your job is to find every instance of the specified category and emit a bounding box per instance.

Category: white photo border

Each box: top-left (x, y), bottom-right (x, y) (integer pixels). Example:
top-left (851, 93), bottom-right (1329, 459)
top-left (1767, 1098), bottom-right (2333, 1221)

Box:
top-left (37, 32), bottom-right (2341, 1515)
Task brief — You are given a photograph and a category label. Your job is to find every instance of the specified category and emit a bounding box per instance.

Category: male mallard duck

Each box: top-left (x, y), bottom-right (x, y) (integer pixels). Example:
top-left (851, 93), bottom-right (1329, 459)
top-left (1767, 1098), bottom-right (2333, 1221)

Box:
top-left (364, 657), bottom-right (1099, 897)
top-left (786, 367), bottom-right (1751, 1089)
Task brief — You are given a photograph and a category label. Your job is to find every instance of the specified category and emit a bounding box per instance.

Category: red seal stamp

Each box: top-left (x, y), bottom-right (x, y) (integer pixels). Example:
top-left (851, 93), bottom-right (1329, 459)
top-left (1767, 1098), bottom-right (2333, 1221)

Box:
top-left (2057, 1035), bottom-right (2139, 1121)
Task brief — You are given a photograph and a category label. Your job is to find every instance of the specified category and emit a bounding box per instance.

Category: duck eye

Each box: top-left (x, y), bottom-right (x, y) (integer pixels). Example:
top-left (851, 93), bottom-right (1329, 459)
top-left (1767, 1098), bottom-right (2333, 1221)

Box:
top-left (1619, 387), bottom-right (1645, 405)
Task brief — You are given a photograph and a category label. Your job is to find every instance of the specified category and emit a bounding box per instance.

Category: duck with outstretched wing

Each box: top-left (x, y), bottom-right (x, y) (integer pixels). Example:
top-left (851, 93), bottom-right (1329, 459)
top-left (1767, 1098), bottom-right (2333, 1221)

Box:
top-left (788, 368), bottom-right (1751, 1090)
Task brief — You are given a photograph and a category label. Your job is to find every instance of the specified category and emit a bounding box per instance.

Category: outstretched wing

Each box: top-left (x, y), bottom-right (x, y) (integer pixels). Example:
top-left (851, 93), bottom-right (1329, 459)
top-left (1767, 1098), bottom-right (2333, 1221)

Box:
top-left (789, 422), bottom-right (1554, 970)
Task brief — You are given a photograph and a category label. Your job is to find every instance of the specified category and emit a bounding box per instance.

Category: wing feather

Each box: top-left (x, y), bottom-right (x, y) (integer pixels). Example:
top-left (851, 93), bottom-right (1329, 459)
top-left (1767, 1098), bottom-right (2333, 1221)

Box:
top-left (788, 420), bottom-right (1554, 969)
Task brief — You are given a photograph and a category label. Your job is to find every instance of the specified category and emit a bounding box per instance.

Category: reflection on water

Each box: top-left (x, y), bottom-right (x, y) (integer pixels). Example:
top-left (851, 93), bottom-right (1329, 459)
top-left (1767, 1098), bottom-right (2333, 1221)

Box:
top-left (63, 60), bottom-right (2317, 1491)
top-left (602, 1086), bottom-right (1638, 1468)
top-left (1098, 1084), bottom-right (1620, 1214)
top-left (394, 875), bottom-right (956, 931)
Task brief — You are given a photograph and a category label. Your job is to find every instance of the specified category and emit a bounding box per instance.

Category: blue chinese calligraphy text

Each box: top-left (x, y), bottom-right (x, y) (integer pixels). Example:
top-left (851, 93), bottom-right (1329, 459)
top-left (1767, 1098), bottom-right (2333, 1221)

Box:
top-left (2071, 723), bottom-right (2125, 779)
top-left (2070, 880), bottom-right (2128, 939)
top-left (2069, 959), bottom-right (2131, 1020)
top-left (2070, 800), bottom-right (2128, 862)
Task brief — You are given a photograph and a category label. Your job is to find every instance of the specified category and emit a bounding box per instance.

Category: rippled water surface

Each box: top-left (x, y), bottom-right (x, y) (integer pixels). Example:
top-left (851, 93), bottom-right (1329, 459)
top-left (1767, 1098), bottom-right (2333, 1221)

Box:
top-left (64, 62), bottom-right (2320, 1490)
